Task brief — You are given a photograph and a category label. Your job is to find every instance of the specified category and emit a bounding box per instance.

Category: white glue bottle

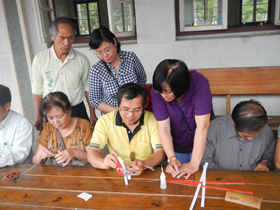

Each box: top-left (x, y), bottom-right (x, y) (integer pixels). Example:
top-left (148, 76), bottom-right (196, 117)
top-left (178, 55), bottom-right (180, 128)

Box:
top-left (160, 164), bottom-right (167, 189)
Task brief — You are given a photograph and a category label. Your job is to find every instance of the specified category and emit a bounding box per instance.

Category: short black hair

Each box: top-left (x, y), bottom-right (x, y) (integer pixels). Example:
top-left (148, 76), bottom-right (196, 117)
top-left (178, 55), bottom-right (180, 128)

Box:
top-left (0, 84), bottom-right (11, 107)
top-left (49, 17), bottom-right (76, 37)
top-left (232, 99), bottom-right (267, 132)
top-left (41, 91), bottom-right (71, 115)
top-left (117, 83), bottom-right (147, 108)
top-left (89, 26), bottom-right (121, 53)
top-left (152, 59), bottom-right (191, 98)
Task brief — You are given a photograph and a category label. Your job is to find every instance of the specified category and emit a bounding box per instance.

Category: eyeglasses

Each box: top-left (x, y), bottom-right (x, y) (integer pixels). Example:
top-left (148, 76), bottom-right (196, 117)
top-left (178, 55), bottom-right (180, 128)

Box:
top-left (94, 47), bottom-right (111, 57)
top-left (155, 90), bottom-right (175, 97)
top-left (120, 108), bottom-right (142, 115)
top-left (160, 92), bottom-right (175, 97)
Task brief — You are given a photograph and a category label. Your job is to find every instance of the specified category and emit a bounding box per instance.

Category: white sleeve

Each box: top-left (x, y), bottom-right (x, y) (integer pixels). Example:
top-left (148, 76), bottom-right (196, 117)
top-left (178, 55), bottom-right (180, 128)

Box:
top-left (0, 121), bottom-right (33, 167)
top-left (31, 54), bottom-right (44, 95)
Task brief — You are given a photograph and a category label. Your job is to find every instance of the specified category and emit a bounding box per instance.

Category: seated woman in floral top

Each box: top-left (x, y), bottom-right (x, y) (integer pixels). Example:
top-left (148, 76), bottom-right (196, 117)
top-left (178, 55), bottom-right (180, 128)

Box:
top-left (33, 91), bottom-right (93, 166)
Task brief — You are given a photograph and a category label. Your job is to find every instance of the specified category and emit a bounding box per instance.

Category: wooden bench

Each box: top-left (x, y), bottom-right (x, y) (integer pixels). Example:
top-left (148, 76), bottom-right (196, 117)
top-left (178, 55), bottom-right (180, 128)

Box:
top-left (147, 66), bottom-right (280, 132)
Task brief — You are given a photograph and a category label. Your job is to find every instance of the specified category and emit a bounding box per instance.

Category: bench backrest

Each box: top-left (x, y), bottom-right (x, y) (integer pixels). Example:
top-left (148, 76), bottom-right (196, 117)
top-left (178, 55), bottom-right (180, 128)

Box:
top-left (195, 66), bottom-right (280, 114)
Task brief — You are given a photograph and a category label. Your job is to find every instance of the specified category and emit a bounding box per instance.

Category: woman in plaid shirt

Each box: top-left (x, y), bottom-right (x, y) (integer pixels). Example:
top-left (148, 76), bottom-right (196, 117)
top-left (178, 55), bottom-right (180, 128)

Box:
top-left (88, 27), bottom-right (147, 115)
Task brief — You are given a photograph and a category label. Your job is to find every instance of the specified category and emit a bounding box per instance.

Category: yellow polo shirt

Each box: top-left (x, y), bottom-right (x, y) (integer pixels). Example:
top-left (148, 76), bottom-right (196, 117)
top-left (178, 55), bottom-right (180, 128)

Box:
top-left (90, 110), bottom-right (162, 164)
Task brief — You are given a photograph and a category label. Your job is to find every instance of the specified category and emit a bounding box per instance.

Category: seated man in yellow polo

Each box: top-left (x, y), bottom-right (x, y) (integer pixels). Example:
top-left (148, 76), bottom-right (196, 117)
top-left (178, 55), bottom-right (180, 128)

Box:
top-left (87, 83), bottom-right (165, 175)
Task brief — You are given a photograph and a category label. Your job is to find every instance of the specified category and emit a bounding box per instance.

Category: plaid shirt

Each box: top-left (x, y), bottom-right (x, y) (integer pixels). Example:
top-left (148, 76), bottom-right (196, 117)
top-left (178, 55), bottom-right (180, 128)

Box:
top-left (89, 51), bottom-right (147, 115)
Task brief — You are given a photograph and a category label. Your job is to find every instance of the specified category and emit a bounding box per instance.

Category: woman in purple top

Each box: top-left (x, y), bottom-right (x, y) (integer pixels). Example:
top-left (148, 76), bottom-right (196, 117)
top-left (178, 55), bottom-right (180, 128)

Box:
top-left (152, 59), bottom-right (213, 179)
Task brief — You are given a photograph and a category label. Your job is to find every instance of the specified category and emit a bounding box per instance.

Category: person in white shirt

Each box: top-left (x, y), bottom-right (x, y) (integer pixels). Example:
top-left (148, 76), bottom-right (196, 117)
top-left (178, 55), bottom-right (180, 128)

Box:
top-left (31, 17), bottom-right (97, 132)
top-left (0, 85), bottom-right (33, 167)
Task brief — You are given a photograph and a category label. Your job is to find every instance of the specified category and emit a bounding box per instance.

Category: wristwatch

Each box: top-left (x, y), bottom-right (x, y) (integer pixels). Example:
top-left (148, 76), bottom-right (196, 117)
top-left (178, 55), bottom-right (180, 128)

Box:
top-left (167, 155), bottom-right (177, 163)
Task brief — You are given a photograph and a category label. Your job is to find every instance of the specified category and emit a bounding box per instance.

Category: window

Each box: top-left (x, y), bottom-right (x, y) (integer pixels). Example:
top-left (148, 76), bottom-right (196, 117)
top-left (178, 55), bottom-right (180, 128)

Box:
top-left (75, 1), bottom-right (100, 36)
top-left (177, 0), bottom-right (280, 35)
top-left (241, 0), bottom-right (269, 23)
top-left (34, 0), bottom-right (55, 43)
top-left (275, 0), bottom-right (280, 24)
top-left (35, 0), bottom-right (136, 43)
top-left (179, 0), bottom-right (228, 31)
top-left (107, 0), bottom-right (135, 37)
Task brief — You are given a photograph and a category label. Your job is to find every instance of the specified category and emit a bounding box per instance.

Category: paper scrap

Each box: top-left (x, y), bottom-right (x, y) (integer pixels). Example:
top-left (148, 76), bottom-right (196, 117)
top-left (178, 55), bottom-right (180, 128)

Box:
top-left (77, 192), bottom-right (92, 201)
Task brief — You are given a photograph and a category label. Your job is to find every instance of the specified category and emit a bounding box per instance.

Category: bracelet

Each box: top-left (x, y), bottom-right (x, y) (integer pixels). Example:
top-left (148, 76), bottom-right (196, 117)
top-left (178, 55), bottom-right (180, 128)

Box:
top-left (167, 155), bottom-right (177, 163)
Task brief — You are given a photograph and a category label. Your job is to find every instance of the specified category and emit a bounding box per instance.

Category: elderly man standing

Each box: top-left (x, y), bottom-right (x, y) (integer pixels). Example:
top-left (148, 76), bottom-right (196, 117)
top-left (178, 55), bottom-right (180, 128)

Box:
top-left (87, 83), bottom-right (165, 176)
top-left (201, 100), bottom-right (275, 171)
top-left (32, 17), bottom-right (97, 131)
top-left (0, 85), bottom-right (33, 167)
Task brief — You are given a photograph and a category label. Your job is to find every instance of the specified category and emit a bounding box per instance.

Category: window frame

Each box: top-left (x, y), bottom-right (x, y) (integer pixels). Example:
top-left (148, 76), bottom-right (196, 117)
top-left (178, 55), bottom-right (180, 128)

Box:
top-left (34, 0), bottom-right (55, 44)
top-left (275, 0), bottom-right (280, 24)
top-left (106, 0), bottom-right (136, 37)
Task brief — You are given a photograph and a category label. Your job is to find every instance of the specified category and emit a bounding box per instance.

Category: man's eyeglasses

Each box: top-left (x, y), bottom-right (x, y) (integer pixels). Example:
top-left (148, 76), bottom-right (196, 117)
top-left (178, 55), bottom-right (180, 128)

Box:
top-left (120, 108), bottom-right (142, 115)
top-left (94, 47), bottom-right (111, 57)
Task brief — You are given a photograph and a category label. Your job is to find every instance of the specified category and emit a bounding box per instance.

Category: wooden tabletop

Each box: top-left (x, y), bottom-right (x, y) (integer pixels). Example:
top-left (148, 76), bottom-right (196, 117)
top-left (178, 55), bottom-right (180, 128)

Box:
top-left (0, 165), bottom-right (279, 209)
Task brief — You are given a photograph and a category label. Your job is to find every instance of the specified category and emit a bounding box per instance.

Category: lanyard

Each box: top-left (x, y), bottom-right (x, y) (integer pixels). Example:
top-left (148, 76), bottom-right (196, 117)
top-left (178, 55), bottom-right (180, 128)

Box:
top-left (57, 129), bottom-right (66, 150)
top-left (121, 126), bottom-right (140, 161)
top-left (176, 105), bottom-right (194, 140)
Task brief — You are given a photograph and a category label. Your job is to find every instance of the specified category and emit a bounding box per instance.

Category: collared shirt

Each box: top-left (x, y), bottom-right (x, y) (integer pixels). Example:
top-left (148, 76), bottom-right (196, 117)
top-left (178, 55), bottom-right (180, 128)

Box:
top-left (115, 111), bottom-right (144, 141)
top-left (88, 51), bottom-right (147, 115)
top-left (0, 110), bottom-right (33, 167)
top-left (31, 45), bottom-right (91, 106)
top-left (90, 110), bottom-right (162, 164)
top-left (201, 115), bottom-right (276, 170)
top-left (151, 70), bottom-right (213, 153)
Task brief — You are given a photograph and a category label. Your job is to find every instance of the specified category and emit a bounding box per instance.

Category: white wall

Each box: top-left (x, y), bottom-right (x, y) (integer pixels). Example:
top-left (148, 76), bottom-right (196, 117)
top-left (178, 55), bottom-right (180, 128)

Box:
top-left (0, 1), bottom-right (22, 114)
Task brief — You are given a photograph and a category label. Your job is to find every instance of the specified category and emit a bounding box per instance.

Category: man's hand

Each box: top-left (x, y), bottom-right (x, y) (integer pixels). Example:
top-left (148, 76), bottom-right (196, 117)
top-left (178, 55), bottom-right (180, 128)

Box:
top-left (104, 151), bottom-right (119, 169)
top-left (126, 159), bottom-right (144, 176)
top-left (166, 158), bottom-right (181, 177)
top-left (177, 161), bottom-right (199, 179)
top-left (254, 160), bottom-right (269, 171)
top-left (90, 114), bottom-right (98, 128)
top-left (54, 149), bottom-right (75, 167)
top-left (34, 115), bottom-right (43, 132)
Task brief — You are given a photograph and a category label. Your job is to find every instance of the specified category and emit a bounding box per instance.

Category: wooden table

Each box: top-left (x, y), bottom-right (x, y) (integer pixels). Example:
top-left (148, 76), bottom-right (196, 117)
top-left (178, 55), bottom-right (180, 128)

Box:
top-left (0, 165), bottom-right (279, 209)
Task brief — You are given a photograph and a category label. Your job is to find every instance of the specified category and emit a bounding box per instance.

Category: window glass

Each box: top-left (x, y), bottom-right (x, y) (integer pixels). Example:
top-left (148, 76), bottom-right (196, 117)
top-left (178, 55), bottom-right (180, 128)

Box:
top-left (76, 2), bottom-right (99, 35)
top-left (241, 0), bottom-right (269, 23)
top-left (180, 0), bottom-right (227, 31)
top-left (113, 1), bottom-right (132, 32)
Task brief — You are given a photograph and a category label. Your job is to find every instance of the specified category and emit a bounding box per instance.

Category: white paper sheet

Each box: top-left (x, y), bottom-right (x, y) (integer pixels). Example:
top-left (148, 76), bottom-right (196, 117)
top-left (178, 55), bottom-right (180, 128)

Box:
top-left (77, 192), bottom-right (92, 201)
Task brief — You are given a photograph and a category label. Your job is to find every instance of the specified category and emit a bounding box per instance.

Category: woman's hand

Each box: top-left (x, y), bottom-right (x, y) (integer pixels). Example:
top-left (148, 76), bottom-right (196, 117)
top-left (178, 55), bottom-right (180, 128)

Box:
top-left (166, 159), bottom-right (181, 177)
top-left (54, 149), bottom-right (75, 167)
top-left (177, 161), bottom-right (199, 179)
top-left (33, 144), bottom-right (54, 163)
